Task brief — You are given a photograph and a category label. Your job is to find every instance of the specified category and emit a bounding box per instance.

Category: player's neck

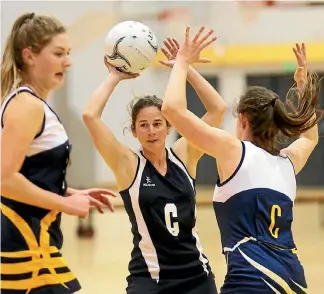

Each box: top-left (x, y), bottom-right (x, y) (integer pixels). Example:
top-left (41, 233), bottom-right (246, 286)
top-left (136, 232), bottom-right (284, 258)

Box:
top-left (242, 130), bottom-right (254, 142)
top-left (23, 81), bottom-right (50, 100)
top-left (142, 147), bottom-right (167, 168)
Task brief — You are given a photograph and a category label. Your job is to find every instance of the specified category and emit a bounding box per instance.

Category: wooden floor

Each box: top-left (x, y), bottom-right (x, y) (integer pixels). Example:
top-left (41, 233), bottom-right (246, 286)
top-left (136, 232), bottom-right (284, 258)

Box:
top-left (61, 192), bottom-right (324, 294)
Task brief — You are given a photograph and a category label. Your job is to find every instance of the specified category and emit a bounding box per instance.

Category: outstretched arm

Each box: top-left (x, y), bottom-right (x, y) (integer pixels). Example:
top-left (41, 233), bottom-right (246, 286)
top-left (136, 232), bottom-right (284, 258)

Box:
top-left (82, 57), bottom-right (139, 190)
top-left (159, 37), bottom-right (226, 174)
top-left (160, 38), bottom-right (226, 127)
top-left (281, 43), bottom-right (319, 174)
top-left (162, 27), bottom-right (241, 162)
top-left (161, 38), bottom-right (226, 128)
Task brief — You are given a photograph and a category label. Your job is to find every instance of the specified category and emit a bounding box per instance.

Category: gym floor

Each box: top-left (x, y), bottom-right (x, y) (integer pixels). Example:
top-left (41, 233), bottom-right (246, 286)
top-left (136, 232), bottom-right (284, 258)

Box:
top-left (61, 188), bottom-right (324, 294)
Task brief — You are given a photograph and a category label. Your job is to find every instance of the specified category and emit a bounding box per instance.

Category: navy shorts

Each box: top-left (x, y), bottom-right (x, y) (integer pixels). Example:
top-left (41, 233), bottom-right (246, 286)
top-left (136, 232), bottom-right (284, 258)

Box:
top-left (126, 273), bottom-right (217, 294)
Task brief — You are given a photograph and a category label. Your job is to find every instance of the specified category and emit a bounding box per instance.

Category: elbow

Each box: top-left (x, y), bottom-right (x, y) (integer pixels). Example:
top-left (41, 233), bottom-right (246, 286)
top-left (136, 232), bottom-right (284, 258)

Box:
top-left (1, 170), bottom-right (11, 184)
top-left (1, 171), bottom-right (15, 195)
top-left (209, 101), bottom-right (227, 120)
top-left (82, 111), bottom-right (97, 124)
top-left (161, 103), bottom-right (178, 119)
top-left (218, 101), bottom-right (227, 115)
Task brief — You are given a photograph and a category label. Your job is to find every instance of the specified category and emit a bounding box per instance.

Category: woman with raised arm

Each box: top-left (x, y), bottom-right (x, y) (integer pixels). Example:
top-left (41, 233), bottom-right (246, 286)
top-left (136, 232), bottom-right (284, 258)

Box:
top-left (1, 12), bottom-right (115, 293)
top-left (83, 35), bottom-right (223, 294)
top-left (162, 28), bottom-right (322, 293)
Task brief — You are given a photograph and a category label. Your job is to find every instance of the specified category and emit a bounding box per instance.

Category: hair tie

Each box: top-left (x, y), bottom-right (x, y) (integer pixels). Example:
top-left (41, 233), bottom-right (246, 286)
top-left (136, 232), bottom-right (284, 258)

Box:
top-left (29, 12), bottom-right (35, 19)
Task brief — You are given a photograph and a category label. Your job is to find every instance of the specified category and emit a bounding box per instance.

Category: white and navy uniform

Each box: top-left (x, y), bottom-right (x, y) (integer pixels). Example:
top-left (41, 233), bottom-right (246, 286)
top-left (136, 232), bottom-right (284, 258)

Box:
top-left (1, 86), bottom-right (81, 293)
top-left (120, 148), bottom-right (216, 294)
top-left (213, 141), bottom-right (307, 294)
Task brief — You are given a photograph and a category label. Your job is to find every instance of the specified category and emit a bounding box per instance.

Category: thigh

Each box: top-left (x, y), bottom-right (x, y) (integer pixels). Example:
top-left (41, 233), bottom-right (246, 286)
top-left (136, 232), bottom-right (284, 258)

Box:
top-left (126, 277), bottom-right (158, 294)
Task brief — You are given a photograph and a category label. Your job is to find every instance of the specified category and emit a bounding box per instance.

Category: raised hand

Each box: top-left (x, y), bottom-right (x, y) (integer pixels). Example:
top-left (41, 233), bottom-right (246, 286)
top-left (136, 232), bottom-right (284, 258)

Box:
top-left (176, 26), bottom-right (217, 64)
top-left (104, 55), bottom-right (140, 81)
top-left (159, 37), bottom-right (211, 68)
top-left (159, 38), bottom-right (179, 68)
top-left (293, 43), bottom-right (307, 86)
top-left (163, 38), bottom-right (180, 60)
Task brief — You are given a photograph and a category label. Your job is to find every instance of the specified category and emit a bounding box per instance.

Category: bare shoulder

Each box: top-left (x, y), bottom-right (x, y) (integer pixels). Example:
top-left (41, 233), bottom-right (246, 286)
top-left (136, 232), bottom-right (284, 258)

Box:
top-left (1, 92), bottom-right (45, 176)
top-left (115, 147), bottom-right (140, 191)
top-left (3, 91), bottom-right (44, 123)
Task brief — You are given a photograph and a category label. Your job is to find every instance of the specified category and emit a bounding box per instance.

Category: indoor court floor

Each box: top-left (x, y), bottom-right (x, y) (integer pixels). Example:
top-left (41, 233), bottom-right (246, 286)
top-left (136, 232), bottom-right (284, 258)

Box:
top-left (61, 190), bottom-right (324, 294)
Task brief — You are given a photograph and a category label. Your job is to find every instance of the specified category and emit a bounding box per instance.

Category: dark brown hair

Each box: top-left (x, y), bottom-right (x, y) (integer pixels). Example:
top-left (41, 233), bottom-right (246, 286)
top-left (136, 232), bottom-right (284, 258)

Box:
top-left (234, 72), bottom-right (323, 154)
top-left (1, 12), bottom-right (66, 101)
top-left (126, 95), bottom-right (171, 133)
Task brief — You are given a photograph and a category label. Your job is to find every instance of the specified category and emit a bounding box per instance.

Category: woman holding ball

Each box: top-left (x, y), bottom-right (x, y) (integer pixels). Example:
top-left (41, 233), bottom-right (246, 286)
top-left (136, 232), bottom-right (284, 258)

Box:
top-left (83, 29), bottom-right (221, 293)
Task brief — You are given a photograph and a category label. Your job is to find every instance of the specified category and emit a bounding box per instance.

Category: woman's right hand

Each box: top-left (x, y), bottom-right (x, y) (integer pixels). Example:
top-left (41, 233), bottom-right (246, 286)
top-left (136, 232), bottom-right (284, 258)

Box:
top-left (62, 193), bottom-right (107, 218)
top-left (176, 26), bottom-right (217, 65)
top-left (293, 43), bottom-right (307, 87)
top-left (104, 55), bottom-right (140, 82)
top-left (160, 37), bottom-right (212, 68)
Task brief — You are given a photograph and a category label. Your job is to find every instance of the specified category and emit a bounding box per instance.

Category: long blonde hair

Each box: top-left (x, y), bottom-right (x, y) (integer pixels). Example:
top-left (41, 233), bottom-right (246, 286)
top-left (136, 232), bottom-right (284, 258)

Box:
top-left (1, 12), bottom-right (66, 102)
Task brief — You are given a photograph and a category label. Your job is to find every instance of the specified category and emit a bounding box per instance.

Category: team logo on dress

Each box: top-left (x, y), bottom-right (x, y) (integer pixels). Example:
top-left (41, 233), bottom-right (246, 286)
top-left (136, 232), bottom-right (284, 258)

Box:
top-left (143, 176), bottom-right (155, 187)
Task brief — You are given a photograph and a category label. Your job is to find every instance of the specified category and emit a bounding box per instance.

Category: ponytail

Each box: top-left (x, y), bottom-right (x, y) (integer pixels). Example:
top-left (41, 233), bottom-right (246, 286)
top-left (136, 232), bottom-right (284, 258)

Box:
top-left (1, 13), bottom-right (35, 102)
top-left (1, 38), bottom-right (21, 101)
top-left (273, 72), bottom-right (323, 138)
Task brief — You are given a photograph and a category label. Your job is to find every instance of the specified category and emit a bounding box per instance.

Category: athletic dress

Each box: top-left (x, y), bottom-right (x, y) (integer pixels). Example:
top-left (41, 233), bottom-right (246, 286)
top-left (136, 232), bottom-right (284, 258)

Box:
top-left (120, 148), bottom-right (217, 294)
top-left (213, 141), bottom-right (307, 294)
top-left (1, 86), bottom-right (81, 294)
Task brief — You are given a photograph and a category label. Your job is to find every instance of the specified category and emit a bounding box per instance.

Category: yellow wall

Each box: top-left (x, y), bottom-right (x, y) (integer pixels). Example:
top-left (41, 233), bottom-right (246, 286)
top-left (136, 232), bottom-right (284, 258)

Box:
top-left (154, 42), bottom-right (324, 68)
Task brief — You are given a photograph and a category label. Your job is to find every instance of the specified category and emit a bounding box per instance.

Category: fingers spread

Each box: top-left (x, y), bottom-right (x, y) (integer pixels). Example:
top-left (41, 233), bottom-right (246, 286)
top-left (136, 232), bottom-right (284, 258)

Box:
top-left (199, 36), bottom-right (217, 51)
top-left (163, 39), bottom-right (173, 53)
top-left (161, 47), bottom-right (173, 60)
top-left (293, 47), bottom-right (304, 66)
top-left (197, 29), bottom-right (214, 45)
top-left (301, 43), bottom-right (306, 58)
top-left (192, 26), bottom-right (205, 43)
top-left (172, 38), bottom-right (180, 49)
top-left (296, 43), bottom-right (301, 54)
top-left (185, 27), bottom-right (191, 42)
